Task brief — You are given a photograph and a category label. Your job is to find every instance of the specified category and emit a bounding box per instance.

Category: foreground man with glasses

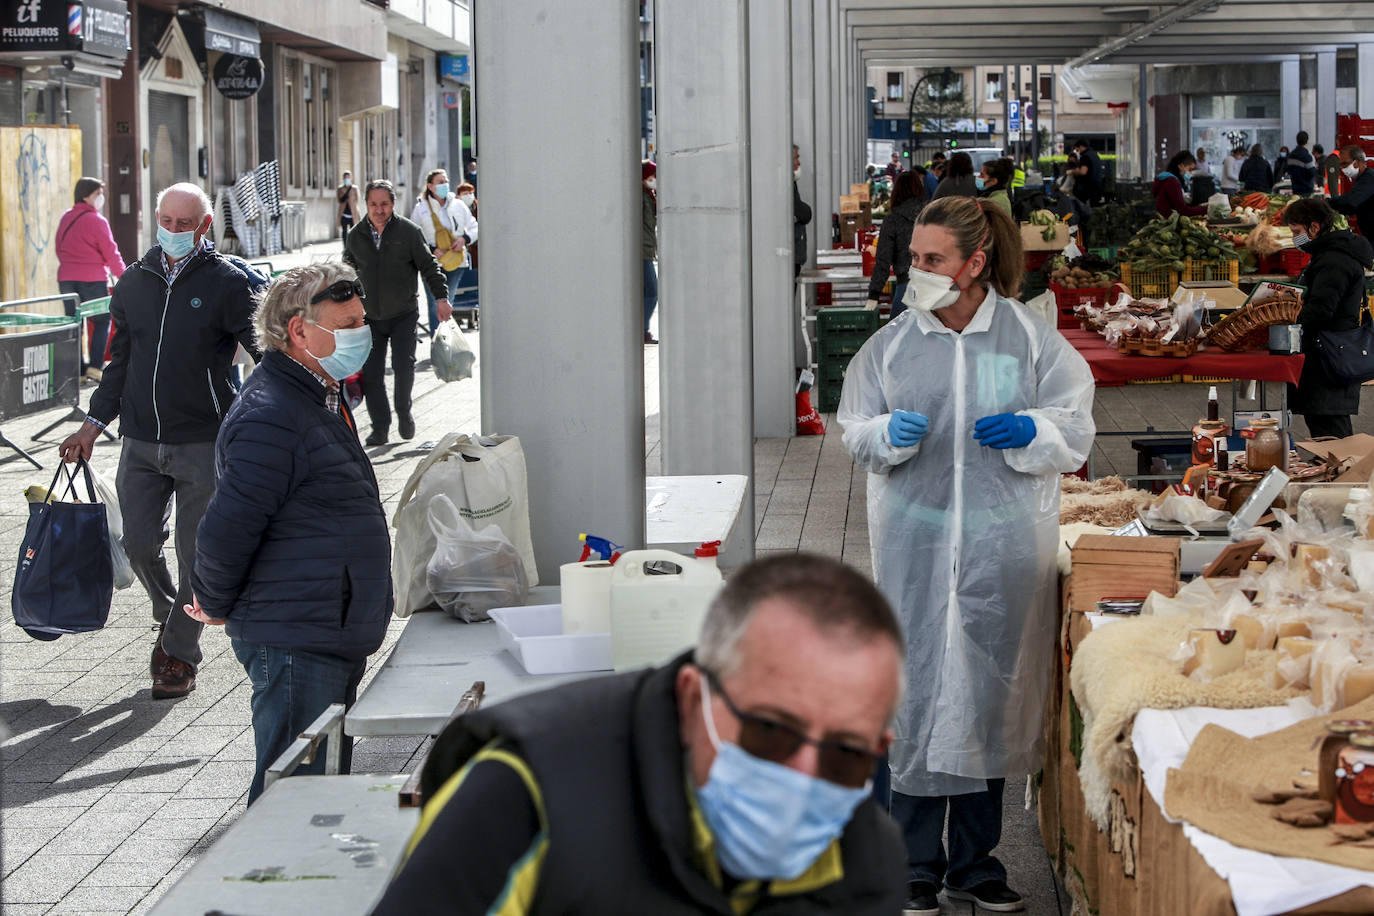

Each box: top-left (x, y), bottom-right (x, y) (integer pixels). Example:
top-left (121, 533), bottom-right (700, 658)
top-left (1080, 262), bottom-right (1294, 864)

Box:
top-left (370, 554), bottom-right (907, 914)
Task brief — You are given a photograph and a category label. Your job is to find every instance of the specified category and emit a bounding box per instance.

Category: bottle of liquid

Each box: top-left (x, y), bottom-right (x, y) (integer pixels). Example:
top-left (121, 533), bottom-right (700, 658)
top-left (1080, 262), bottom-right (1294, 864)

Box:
top-left (694, 540), bottom-right (721, 570)
top-left (1215, 435), bottom-right (1229, 473)
top-left (1207, 386), bottom-right (1220, 422)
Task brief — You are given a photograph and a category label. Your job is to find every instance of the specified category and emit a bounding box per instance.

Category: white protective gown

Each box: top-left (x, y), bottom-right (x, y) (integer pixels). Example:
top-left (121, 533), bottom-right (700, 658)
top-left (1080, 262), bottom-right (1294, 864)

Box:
top-left (839, 288), bottom-right (1094, 796)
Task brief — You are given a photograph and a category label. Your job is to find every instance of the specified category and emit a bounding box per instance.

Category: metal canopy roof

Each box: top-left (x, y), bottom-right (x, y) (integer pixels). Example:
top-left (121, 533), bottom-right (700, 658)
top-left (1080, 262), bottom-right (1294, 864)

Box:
top-left (845, 0), bottom-right (1374, 67)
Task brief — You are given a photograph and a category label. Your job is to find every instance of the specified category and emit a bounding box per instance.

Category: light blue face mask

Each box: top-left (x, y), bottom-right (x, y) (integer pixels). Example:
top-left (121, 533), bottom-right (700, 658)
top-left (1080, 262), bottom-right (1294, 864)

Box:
top-left (975, 176), bottom-right (986, 191)
top-left (307, 322), bottom-right (373, 382)
top-left (157, 224), bottom-right (197, 260)
top-left (693, 677), bottom-right (870, 881)
top-left (434, 183), bottom-right (450, 200)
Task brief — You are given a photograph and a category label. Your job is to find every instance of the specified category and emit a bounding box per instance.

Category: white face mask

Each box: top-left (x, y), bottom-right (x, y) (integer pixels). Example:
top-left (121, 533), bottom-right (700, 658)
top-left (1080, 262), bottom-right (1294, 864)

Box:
top-left (1343, 164), bottom-right (1360, 180)
top-left (644, 177), bottom-right (657, 190)
top-left (794, 166), bottom-right (802, 181)
top-left (459, 193), bottom-right (475, 207)
top-left (91, 193), bottom-right (105, 211)
top-left (903, 267), bottom-right (961, 312)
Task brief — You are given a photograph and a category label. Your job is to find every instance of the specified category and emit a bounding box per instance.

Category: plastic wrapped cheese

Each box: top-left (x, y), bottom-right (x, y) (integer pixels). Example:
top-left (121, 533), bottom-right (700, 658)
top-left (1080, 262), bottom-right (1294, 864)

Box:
top-left (1273, 636), bottom-right (1316, 689)
top-left (1182, 628), bottom-right (1246, 681)
top-left (1231, 612), bottom-right (1277, 651)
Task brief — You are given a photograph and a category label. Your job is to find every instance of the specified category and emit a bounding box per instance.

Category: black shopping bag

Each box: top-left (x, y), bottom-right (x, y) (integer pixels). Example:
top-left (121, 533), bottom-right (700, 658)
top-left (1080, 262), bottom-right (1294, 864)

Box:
top-left (13, 459), bottom-right (114, 640)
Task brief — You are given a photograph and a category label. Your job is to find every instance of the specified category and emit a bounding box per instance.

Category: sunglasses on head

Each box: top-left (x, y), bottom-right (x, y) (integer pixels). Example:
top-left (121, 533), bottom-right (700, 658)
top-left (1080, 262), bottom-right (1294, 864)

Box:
top-left (310, 279), bottom-right (364, 304)
top-left (701, 667), bottom-right (878, 788)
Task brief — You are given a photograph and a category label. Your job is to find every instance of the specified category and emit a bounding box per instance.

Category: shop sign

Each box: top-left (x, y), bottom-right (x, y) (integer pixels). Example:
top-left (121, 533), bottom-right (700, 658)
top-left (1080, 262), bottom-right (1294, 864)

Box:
top-left (441, 91), bottom-right (459, 110)
top-left (213, 53), bottom-right (263, 100)
top-left (439, 53), bottom-right (469, 83)
top-left (0, 0), bottom-right (128, 58)
top-left (1008, 100), bottom-right (1021, 132)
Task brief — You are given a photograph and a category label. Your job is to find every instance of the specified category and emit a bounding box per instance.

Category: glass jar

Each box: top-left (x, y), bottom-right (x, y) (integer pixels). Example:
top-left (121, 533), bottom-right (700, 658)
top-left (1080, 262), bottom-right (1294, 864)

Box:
top-left (1192, 419), bottom-right (1228, 467)
top-left (1244, 417), bottom-right (1287, 473)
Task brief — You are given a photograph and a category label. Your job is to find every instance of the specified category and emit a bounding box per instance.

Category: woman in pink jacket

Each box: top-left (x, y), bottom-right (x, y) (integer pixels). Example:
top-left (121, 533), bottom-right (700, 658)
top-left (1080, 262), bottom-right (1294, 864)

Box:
top-left (56, 177), bottom-right (126, 378)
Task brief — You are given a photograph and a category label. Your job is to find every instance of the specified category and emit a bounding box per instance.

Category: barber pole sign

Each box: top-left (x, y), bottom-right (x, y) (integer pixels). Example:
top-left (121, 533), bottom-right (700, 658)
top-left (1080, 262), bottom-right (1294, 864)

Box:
top-left (67, 4), bottom-right (81, 37)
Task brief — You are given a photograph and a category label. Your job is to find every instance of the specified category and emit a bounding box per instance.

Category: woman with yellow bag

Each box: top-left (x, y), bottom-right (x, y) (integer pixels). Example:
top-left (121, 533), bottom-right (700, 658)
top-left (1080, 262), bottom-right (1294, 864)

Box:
top-left (412, 168), bottom-right (479, 335)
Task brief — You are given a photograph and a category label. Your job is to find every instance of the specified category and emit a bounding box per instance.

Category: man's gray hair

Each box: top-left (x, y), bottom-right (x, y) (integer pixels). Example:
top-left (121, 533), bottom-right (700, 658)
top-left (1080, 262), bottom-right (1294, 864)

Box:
top-left (155, 182), bottom-right (212, 218)
top-left (695, 553), bottom-right (904, 682)
top-left (254, 263), bottom-right (357, 352)
top-left (1343, 144), bottom-right (1367, 163)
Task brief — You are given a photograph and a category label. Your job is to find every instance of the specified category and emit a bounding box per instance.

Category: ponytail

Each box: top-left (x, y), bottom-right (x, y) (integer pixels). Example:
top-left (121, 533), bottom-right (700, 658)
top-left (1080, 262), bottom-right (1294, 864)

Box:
top-left (917, 196), bottom-right (1023, 298)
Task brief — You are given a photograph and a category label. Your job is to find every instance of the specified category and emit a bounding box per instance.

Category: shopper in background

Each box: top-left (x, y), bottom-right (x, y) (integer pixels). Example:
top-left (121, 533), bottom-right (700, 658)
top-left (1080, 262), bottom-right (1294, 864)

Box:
top-left (1331, 146), bottom-right (1374, 239)
top-left (925, 153), bottom-right (946, 200)
top-left (1071, 138), bottom-right (1105, 205)
top-left (1313, 144), bottom-right (1328, 194)
top-left (794, 144), bottom-right (812, 280)
top-left (337, 171), bottom-right (358, 239)
top-left (839, 196), bottom-right (1094, 916)
top-left (1240, 144), bottom-right (1275, 193)
top-left (465, 157), bottom-right (478, 190)
top-left (1220, 146), bottom-right (1245, 196)
top-left (343, 179), bottom-right (450, 446)
top-left (1192, 148), bottom-right (1212, 177)
top-left (977, 158), bottom-right (1013, 216)
top-left (931, 152), bottom-right (976, 200)
top-left (411, 168), bottom-right (478, 337)
top-left (642, 160), bottom-right (659, 345)
top-left (56, 177), bottom-right (126, 379)
top-left (886, 151), bottom-right (903, 179)
top-left (1274, 146), bottom-right (1290, 188)
top-left (1154, 151), bottom-right (1207, 218)
top-left (867, 169), bottom-right (926, 320)
top-left (1287, 132), bottom-right (1318, 197)
top-left (1283, 197), bottom-right (1374, 439)
top-left (1056, 154), bottom-right (1079, 199)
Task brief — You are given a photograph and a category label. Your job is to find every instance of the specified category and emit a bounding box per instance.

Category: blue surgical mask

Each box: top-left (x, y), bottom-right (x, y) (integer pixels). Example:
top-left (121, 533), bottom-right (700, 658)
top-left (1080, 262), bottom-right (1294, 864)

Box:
top-left (975, 177), bottom-right (987, 191)
top-left (343, 177), bottom-right (352, 187)
top-left (1292, 231), bottom-right (1311, 250)
top-left (434, 183), bottom-right (450, 200)
top-left (307, 322), bottom-right (373, 382)
top-left (157, 224), bottom-right (197, 260)
top-left (693, 678), bottom-right (869, 881)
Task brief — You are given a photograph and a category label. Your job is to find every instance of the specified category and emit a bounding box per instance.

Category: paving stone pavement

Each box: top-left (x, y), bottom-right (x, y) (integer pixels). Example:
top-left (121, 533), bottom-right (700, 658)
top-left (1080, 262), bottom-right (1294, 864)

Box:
top-left (6, 240), bottom-right (1365, 913)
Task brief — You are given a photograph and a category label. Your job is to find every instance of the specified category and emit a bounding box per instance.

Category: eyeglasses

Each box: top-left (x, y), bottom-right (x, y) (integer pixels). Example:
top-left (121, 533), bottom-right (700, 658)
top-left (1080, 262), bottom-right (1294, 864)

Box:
top-left (700, 667), bottom-right (879, 788)
top-left (310, 279), bottom-right (365, 305)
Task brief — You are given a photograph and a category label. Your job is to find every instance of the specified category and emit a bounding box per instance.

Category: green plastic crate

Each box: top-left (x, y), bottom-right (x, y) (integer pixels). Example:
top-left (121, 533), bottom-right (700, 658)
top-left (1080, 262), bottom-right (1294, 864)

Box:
top-left (1087, 246), bottom-right (1119, 262)
top-left (818, 333), bottom-right (870, 359)
top-left (816, 307), bottom-right (880, 334)
top-left (816, 385), bottom-right (843, 413)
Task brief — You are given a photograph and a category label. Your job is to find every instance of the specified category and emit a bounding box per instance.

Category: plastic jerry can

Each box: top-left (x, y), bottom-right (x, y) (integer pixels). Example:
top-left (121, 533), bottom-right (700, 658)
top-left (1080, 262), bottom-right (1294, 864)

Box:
top-left (609, 549), bottom-right (724, 671)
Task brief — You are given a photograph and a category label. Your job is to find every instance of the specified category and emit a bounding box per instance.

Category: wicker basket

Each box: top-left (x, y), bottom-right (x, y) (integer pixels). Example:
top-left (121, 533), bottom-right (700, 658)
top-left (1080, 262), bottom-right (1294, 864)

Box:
top-left (1116, 336), bottom-right (1198, 358)
top-left (1205, 295), bottom-right (1304, 351)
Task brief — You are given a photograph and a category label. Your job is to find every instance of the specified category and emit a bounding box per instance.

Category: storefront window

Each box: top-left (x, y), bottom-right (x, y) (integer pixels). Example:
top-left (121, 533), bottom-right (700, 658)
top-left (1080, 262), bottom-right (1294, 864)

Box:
top-left (1189, 93), bottom-right (1282, 168)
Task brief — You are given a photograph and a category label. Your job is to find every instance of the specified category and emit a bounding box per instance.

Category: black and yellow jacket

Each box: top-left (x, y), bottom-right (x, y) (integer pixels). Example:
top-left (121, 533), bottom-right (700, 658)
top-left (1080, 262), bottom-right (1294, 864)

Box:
top-left (369, 653), bottom-right (906, 915)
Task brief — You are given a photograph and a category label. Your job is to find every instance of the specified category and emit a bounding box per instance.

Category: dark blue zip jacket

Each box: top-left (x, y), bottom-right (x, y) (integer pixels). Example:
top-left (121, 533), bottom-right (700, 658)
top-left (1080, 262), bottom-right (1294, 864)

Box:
top-left (88, 242), bottom-right (266, 443)
top-left (192, 351), bottom-right (394, 661)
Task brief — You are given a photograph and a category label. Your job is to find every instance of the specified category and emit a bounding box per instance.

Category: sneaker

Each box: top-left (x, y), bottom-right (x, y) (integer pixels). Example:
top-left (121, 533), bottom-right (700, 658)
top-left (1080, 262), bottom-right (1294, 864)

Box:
top-left (945, 880), bottom-right (1024, 912)
top-left (398, 414), bottom-right (416, 440)
top-left (152, 657), bottom-right (196, 700)
top-left (644, 331), bottom-right (658, 345)
top-left (365, 430), bottom-right (389, 447)
top-left (904, 881), bottom-right (941, 916)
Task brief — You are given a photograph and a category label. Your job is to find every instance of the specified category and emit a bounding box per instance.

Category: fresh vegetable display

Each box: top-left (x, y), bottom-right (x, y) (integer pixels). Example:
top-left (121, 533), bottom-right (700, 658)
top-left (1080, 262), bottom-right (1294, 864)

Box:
top-left (1048, 253), bottom-right (1118, 288)
top-left (1115, 212), bottom-right (1239, 272)
top-left (1028, 209), bottom-right (1061, 241)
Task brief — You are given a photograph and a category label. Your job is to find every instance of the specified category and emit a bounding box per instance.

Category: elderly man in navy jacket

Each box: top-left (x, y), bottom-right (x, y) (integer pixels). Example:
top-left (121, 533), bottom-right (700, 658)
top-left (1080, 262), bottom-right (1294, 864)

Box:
top-left (186, 264), bottom-right (393, 803)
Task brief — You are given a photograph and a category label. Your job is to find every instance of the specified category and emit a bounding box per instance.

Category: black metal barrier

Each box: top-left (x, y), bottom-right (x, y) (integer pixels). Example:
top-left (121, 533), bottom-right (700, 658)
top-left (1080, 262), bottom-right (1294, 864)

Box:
top-left (0, 294), bottom-right (84, 469)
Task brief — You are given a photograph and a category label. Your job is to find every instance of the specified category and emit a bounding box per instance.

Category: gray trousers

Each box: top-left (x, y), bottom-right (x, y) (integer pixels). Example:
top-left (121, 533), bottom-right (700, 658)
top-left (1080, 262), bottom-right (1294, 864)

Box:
top-left (116, 437), bottom-right (218, 669)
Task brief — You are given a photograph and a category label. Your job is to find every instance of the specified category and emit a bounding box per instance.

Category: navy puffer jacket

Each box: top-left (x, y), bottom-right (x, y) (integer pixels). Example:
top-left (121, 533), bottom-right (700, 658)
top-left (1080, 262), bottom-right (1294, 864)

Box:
top-left (192, 351), bottom-right (393, 660)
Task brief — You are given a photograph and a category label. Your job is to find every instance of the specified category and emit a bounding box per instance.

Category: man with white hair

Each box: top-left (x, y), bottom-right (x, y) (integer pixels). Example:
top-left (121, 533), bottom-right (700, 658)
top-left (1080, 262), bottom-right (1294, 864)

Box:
top-left (60, 182), bottom-right (266, 699)
top-left (185, 264), bottom-right (392, 803)
top-left (371, 553), bottom-right (907, 914)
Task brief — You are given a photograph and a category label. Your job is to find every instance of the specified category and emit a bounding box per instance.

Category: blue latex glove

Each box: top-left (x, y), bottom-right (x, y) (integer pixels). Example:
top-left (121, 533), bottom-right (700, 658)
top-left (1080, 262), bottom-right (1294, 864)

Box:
top-left (887, 410), bottom-right (930, 448)
top-left (973, 413), bottom-right (1036, 449)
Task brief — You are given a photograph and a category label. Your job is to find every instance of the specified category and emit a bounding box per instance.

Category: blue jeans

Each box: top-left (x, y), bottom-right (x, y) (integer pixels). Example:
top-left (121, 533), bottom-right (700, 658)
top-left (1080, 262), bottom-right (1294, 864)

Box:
top-left (889, 281), bottom-right (909, 321)
top-left (232, 641), bottom-right (366, 805)
top-left (424, 265), bottom-right (467, 333)
top-left (890, 780), bottom-right (1007, 891)
top-left (643, 259), bottom-right (658, 335)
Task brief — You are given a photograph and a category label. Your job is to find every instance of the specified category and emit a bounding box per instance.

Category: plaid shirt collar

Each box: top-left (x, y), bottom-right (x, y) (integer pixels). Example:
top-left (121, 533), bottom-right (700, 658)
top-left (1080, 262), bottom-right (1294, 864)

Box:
top-left (282, 351), bottom-right (341, 412)
top-left (161, 237), bottom-right (209, 284)
top-left (367, 215), bottom-right (392, 250)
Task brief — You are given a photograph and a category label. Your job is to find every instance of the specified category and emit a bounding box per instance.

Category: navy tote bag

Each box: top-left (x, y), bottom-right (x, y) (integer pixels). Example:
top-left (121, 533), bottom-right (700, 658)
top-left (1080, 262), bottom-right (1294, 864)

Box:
top-left (13, 459), bottom-right (114, 640)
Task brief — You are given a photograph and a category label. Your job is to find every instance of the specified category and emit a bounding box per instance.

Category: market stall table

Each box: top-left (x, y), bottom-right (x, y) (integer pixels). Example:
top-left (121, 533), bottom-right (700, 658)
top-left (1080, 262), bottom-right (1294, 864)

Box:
top-left (1060, 328), bottom-right (1305, 388)
top-left (147, 774), bottom-right (418, 916)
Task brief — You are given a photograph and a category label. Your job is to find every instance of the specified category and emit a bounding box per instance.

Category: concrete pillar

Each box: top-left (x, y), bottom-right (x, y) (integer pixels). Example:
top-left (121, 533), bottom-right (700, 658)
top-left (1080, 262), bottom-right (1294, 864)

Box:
top-left (1360, 45), bottom-right (1374, 120)
top-left (1317, 49), bottom-right (1337, 153)
top-left (812, 0), bottom-right (832, 240)
top-left (656, 0), bottom-right (756, 563)
top-left (827, 0), bottom-right (842, 202)
top-left (750, 0), bottom-right (796, 439)
top-left (1139, 64), bottom-right (1149, 181)
top-left (475, 0), bottom-right (643, 583)
top-left (791, 0), bottom-right (816, 269)
top-left (1281, 58), bottom-right (1301, 153)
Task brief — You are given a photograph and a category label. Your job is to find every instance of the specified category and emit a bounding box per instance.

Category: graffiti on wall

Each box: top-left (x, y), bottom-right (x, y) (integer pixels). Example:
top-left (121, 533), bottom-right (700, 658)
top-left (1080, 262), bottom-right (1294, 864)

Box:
top-left (17, 132), bottom-right (55, 290)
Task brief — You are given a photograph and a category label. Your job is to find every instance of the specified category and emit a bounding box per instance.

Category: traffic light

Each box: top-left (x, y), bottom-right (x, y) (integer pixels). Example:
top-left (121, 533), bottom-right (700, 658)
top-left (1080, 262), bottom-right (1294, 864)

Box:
top-left (950, 139), bottom-right (959, 148)
top-left (902, 147), bottom-right (910, 159)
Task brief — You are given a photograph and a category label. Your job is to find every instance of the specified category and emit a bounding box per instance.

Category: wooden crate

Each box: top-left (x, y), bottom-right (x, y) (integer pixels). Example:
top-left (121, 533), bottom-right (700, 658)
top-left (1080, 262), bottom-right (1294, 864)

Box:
top-left (1067, 535), bottom-right (1181, 614)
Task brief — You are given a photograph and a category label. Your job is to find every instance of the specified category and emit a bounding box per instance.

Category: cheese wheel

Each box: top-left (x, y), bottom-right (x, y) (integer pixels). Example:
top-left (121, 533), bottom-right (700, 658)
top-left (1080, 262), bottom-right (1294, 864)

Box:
top-left (1183, 628), bottom-right (1246, 680)
top-left (1273, 636), bottom-right (1315, 689)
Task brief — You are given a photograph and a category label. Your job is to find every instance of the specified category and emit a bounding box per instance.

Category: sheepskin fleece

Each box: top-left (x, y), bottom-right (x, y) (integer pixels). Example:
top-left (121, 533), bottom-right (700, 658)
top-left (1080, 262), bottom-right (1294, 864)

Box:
top-left (1059, 475), bottom-right (1152, 527)
top-left (1069, 614), bottom-right (1304, 828)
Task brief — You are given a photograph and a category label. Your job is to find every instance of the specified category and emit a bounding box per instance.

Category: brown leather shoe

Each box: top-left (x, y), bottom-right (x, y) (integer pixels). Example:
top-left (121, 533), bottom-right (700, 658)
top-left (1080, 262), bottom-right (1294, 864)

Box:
top-left (152, 657), bottom-right (196, 700)
top-left (150, 625), bottom-right (169, 678)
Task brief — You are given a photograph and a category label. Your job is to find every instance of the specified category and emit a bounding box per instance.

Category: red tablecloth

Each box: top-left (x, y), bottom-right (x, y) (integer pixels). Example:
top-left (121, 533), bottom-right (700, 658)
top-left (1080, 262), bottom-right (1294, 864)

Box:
top-left (1061, 329), bottom-right (1305, 387)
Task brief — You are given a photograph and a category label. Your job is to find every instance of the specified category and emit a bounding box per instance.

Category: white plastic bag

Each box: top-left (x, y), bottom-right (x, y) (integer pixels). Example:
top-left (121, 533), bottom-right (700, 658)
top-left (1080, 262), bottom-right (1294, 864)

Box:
top-left (90, 469), bottom-right (135, 590)
top-left (391, 433), bottom-right (539, 617)
top-left (424, 494), bottom-right (529, 621)
top-left (1207, 192), bottom-right (1232, 220)
top-left (432, 319), bottom-right (476, 382)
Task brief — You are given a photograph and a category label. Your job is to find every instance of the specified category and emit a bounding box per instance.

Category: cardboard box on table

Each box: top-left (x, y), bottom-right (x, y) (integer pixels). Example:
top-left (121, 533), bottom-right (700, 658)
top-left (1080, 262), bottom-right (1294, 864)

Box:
top-left (1295, 433), bottom-right (1374, 483)
top-left (1020, 222), bottom-right (1074, 251)
top-left (1170, 281), bottom-right (1248, 312)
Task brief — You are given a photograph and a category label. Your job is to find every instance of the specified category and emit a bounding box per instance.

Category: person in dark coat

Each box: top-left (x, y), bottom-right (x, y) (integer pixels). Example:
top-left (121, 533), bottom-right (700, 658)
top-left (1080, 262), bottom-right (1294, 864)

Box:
top-left (642, 160), bottom-right (659, 344)
top-left (1332, 145), bottom-right (1374, 239)
top-left (867, 171), bottom-right (926, 320)
top-left (1071, 139), bottom-right (1105, 205)
top-left (1153, 151), bottom-right (1207, 218)
top-left (794, 144), bottom-right (812, 279)
top-left (1239, 144), bottom-right (1275, 193)
top-left (371, 554), bottom-right (908, 915)
top-left (186, 264), bottom-right (393, 803)
top-left (931, 152), bottom-right (976, 200)
top-left (1286, 132), bottom-right (1317, 197)
top-left (1282, 197), bottom-right (1374, 439)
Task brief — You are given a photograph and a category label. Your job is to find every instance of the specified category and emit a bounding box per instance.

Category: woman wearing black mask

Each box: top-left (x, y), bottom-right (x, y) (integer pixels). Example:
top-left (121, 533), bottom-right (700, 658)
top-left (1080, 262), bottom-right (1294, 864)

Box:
top-left (1283, 197), bottom-right (1374, 438)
